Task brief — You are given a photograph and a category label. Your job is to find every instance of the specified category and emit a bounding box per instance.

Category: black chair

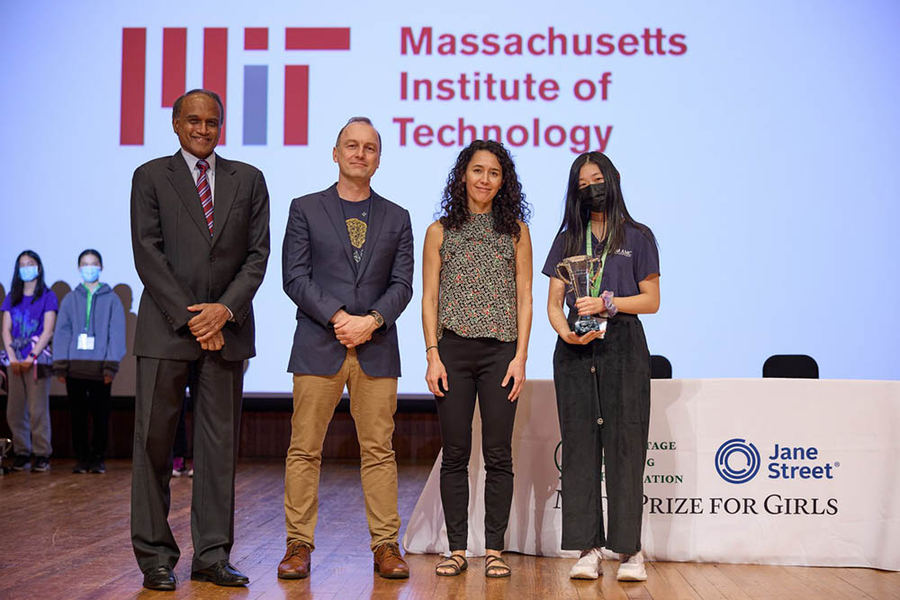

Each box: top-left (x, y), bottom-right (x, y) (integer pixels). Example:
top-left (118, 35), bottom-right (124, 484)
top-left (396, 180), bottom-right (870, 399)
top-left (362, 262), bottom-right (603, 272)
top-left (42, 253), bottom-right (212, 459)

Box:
top-left (762, 354), bottom-right (819, 379)
top-left (650, 355), bottom-right (672, 379)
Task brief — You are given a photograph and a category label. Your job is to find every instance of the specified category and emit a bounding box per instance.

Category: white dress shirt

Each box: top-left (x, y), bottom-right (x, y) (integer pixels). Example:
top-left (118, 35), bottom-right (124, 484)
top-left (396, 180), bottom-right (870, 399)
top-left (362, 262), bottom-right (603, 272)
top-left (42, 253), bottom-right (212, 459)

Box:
top-left (180, 148), bottom-right (216, 205)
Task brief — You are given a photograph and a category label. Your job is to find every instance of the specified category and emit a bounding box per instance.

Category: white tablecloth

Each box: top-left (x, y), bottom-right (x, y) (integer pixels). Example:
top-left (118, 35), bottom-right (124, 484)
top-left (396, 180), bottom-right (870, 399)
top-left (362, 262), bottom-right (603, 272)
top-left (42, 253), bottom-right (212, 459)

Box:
top-left (402, 379), bottom-right (900, 570)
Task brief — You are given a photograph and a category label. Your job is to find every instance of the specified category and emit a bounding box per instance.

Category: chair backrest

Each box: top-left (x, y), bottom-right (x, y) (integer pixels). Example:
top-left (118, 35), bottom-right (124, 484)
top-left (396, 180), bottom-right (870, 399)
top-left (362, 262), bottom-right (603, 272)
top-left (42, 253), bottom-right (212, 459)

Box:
top-left (762, 354), bottom-right (819, 379)
top-left (650, 355), bottom-right (672, 379)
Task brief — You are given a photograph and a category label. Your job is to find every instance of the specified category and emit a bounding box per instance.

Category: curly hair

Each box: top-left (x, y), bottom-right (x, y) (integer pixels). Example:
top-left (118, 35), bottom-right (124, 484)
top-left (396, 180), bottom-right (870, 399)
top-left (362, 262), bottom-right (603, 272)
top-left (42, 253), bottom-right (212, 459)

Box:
top-left (438, 140), bottom-right (531, 239)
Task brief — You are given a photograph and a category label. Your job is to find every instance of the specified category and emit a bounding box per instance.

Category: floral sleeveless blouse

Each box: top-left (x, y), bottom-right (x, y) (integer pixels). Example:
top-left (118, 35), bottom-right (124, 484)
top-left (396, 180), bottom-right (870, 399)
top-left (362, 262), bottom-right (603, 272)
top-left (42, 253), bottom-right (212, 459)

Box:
top-left (438, 213), bottom-right (517, 342)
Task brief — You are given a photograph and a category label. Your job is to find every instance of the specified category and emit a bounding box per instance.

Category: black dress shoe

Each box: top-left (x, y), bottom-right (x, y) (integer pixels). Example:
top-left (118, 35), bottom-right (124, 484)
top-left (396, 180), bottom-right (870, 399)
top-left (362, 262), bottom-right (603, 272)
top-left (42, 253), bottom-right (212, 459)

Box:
top-left (191, 560), bottom-right (249, 586)
top-left (143, 566), bottom-right (176, 591)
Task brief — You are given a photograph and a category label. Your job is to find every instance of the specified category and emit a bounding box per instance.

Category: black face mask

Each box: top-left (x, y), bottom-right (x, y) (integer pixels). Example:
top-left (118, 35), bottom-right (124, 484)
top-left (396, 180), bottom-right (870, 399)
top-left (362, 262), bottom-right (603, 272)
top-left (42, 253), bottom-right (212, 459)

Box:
top-left (578, 182), bottom-right (607, 212)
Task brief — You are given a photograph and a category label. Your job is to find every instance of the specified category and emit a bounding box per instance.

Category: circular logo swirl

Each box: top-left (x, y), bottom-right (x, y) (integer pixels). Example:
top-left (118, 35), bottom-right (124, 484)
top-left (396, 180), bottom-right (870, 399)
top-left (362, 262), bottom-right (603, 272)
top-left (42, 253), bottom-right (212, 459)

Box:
top-left (554, 441), bottom-right (563, 474)
top-left (715, 438), bottom-right (761, 484)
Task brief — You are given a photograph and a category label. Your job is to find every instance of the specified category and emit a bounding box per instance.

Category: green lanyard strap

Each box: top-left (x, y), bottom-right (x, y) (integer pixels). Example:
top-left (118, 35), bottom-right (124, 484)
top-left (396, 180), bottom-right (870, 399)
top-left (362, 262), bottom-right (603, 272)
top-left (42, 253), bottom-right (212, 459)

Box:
top-left (585, 224), bottom-right (610, 298)
top-left (82, 284), bottom-right (96, 332)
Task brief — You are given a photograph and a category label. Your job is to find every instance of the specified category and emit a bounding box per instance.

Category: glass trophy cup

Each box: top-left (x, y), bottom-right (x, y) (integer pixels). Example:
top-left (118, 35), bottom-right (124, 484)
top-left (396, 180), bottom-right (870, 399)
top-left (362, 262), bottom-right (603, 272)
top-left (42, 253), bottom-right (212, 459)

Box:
top-left (556, 254), bottom-right (608, 336)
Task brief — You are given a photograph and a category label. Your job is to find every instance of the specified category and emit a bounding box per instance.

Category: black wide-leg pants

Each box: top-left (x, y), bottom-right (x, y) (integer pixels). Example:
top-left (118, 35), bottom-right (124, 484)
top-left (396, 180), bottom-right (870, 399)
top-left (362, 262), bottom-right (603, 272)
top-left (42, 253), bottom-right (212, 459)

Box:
top-left (435, 330), bottom-right (518, 552)
top-left (553, 313), bottom-right (650, 554)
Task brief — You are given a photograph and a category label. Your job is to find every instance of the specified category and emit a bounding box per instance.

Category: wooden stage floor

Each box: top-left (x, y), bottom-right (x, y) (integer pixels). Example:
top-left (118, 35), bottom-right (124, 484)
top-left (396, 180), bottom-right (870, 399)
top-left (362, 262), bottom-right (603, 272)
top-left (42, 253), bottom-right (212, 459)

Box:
top-left (1, 459), bottom-right (897, 599)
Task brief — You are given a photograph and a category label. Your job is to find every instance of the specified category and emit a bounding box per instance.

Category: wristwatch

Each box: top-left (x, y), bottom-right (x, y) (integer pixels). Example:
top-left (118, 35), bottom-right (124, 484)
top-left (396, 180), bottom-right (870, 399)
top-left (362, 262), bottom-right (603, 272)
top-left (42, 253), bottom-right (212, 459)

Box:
top-left (367, 310), bottom-right (385, 328)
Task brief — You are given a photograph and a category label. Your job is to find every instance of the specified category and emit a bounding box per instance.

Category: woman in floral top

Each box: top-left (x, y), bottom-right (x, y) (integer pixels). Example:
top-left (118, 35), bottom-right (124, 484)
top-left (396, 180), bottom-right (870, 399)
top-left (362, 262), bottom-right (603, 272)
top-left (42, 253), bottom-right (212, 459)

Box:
top-left (421, 140), bottom-right (532, 579)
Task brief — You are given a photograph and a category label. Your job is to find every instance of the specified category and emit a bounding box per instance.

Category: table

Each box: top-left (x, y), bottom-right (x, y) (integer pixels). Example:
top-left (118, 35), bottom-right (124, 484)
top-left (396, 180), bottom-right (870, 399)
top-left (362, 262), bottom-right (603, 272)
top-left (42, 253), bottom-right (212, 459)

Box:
top-left (402, 379), bottom-right (900, 570)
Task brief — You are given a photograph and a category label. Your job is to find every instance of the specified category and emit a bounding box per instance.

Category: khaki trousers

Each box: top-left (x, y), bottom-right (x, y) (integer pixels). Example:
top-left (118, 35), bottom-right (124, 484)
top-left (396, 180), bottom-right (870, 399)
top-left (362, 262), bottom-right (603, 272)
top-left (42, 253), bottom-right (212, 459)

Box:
top-left (284, 348), bottom-right (400, 550)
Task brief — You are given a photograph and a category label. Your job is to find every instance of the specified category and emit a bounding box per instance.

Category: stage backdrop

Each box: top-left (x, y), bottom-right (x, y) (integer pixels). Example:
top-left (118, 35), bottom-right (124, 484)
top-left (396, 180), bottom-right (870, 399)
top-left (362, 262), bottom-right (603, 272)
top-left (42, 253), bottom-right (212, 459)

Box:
top-left (2, 1), bottom-right (899, 393)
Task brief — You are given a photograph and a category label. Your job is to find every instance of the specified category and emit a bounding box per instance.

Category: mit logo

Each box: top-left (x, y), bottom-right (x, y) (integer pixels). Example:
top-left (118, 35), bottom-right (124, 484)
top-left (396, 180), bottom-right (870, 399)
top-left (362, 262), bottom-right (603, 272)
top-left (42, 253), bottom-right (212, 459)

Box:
top-left (119, 27), bottom-right (351, 146)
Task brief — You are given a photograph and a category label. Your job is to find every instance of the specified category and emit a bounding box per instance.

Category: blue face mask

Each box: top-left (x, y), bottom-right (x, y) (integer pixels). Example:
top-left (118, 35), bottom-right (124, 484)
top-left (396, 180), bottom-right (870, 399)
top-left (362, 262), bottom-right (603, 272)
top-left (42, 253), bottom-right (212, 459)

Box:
top-left (19, 265), bottom-right (39, 282)
top-left (80, 265), bottom-right (101, 283)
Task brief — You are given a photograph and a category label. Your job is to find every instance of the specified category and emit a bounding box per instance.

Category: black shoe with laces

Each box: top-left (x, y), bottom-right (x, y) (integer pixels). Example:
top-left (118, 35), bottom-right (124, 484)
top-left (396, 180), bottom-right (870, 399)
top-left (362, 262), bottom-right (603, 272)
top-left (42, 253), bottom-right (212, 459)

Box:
top-left (89, 458), bottom-right (106, 474)
top-left (143, 566), bottom-right (177, 591)
top-left (12, 454), bottom-right (31, 471)
top-left (191, 560), bottom-right (250, 586)
top-left (32, 456), bottom-right (50, 472)
top-left (72, 458), bottom-right (89, 473)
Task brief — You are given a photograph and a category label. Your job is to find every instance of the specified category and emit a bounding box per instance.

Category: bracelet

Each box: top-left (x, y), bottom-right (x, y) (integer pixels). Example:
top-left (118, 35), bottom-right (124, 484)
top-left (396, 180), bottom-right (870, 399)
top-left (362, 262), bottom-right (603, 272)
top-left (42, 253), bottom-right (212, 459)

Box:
top-left (425, 345), bottom-right (438, 353)
top-left (28, 352), bottom-right (38, 359)
top-left (601, 291), bottom-right (618, 317)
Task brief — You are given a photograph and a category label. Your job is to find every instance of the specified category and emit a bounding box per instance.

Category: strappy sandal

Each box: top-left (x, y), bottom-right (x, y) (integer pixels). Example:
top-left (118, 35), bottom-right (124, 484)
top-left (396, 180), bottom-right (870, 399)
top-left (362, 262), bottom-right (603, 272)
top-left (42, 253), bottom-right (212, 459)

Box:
top-left (435, 554), bottom-right (468, 577)
top-left (484, 555), bottom-right (511, 578)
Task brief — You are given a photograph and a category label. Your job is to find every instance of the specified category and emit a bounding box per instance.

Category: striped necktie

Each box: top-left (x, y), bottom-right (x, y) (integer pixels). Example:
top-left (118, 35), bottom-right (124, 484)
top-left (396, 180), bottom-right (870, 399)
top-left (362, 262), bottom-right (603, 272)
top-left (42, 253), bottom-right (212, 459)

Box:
top-left (197, 159), bottom-right (213, 235)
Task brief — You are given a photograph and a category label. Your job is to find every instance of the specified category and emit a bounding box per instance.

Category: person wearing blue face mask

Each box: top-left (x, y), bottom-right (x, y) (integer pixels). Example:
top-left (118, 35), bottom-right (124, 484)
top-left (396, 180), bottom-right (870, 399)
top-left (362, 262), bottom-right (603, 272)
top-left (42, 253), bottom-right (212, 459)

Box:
top-left (1, 250), bottom-right (58, 472)
top-left (53, 249), bottom-right (126, 474)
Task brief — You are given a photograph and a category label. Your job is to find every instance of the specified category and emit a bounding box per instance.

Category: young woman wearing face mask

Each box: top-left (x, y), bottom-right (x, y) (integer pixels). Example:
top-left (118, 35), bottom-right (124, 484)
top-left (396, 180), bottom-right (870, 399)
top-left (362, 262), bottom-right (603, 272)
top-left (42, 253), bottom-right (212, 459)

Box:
top-left (422, 140), bottom-right (533, 578)
top-left (542, 152), bottom-right (660, 581)
top-left (52, 249), bottom-right (126, 474)
top-left (1, 250), bottom-right (58, 472)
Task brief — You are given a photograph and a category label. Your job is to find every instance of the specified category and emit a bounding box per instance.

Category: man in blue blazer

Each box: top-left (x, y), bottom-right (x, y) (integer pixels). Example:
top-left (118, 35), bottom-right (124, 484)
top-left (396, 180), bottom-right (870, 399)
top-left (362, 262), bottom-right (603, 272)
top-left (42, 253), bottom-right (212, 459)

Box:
top-left (278, 117), bottom-right (414, 580)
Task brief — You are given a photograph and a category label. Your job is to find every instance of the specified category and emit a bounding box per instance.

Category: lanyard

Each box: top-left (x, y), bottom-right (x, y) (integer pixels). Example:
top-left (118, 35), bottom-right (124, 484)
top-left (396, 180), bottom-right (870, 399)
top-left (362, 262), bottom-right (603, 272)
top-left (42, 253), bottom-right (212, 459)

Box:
top-left (585, 224), bottom-right (610, 298)
top-left (82, 284), bottom-right (96, 332)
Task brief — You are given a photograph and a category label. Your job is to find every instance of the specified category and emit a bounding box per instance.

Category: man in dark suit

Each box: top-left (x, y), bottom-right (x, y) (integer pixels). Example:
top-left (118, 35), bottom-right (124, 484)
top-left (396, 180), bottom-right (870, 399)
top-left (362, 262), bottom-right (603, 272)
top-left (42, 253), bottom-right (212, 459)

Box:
top-left (277, 117), bottom-right (414, 580)
top-left (130, 89), bottom-right (269, 591)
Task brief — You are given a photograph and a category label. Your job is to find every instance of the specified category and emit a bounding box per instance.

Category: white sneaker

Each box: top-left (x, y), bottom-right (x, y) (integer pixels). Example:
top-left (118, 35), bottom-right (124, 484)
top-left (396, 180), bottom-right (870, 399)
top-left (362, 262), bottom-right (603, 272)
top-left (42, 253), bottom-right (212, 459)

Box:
top-left (569, 548), bottom-right (602, 579)
top-left (617, 551), bottom-right (647, 581)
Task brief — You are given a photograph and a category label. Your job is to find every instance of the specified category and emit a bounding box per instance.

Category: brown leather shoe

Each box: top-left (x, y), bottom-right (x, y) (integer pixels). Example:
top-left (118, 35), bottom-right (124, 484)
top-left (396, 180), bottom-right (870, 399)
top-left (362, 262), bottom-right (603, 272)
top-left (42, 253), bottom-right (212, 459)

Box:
top-left (373, 542), bottom-right (410, 579)
top-left (277, 540), bottom-right (311, 579)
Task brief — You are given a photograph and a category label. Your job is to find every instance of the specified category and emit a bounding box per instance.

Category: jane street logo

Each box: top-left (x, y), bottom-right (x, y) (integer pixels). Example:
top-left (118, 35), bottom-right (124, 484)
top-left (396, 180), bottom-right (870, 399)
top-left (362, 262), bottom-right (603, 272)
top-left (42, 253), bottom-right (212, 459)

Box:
top-left (715, 438), bottom-right (761, 484)
top-left (715, 438), bottom-right (840, 484)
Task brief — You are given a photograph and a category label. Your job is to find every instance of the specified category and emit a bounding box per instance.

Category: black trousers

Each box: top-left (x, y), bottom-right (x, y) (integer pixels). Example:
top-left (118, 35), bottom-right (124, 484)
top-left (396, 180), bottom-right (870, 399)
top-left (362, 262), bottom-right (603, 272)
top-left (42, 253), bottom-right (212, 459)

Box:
top-left (67, 377), bottom-right (111, 461)
top-left (553, 313), bottom-right (650, 554)
top-left (435, 330), bottom-right (518, 551)
top-left (131, 353), bottom-right (243, 573)
top-left (173, 363), bottom-right (199, 459)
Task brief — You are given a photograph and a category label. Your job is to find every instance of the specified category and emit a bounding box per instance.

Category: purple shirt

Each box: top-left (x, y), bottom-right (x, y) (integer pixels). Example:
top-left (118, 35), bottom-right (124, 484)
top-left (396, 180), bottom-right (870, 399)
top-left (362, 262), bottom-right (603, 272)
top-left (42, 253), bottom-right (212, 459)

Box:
top-left (542, 223), bottom-right (660, 310)
top-left (1, 290), bottom-right (59, 359)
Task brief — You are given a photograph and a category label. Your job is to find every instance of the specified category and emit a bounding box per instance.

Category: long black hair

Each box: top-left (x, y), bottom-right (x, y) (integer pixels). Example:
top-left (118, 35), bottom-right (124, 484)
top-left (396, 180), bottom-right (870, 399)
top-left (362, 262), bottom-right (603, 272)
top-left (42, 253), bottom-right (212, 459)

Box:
top-left (9, 250), bottom-right (47, 307)
top-left (439, 140), bottom-right (531, 240)
top-left (556, 151), bottom-right (655, 258)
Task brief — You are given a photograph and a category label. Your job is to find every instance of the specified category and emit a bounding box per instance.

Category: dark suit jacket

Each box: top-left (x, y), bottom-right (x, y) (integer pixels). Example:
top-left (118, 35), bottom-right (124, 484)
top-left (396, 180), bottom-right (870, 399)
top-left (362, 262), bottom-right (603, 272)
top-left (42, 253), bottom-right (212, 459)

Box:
top-left (282, 184), bottom-right (414, 377)
top-left (131, 150), bottom-right (270, 362)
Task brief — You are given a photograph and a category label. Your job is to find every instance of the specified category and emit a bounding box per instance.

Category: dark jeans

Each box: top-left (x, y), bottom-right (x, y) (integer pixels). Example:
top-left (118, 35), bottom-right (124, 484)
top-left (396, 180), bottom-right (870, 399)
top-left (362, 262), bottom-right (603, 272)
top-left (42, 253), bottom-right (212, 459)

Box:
top-left (553, 313), bottom-right (651, 555)
top-left (67, 377), bottom-right (111, 461)
top-left (435, 330), bottom-right (518, 551)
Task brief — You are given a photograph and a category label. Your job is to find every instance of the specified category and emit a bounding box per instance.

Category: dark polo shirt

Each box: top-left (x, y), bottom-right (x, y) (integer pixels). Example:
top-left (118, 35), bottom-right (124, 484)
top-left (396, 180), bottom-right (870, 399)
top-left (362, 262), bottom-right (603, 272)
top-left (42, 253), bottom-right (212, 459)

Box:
top-left (542, 222), bottom-right (659, 310)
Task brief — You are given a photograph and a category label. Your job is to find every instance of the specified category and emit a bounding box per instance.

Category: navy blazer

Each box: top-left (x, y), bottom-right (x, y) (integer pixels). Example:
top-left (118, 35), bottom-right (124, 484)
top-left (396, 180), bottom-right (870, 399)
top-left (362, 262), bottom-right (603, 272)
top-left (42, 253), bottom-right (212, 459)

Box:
top-left (282, 184), bottom-right (414, 377)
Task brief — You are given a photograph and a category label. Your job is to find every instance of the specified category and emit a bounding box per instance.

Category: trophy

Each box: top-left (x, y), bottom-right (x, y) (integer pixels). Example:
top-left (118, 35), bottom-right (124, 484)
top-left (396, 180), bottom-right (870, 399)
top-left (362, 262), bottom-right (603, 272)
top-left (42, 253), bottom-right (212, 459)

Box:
top-left (556, 255), bottom-right (608, 336)
top-left (0, 438), bottom-right (11, 475)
